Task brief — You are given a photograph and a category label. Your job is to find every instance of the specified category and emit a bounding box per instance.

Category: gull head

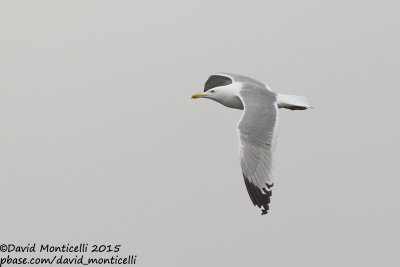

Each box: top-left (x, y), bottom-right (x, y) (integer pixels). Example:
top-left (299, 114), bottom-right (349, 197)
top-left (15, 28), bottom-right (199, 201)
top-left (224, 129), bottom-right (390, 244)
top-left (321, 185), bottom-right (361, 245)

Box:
top-left (191, 85), bottom-right (244, 110)
top-left (191, 88), bottom-right (220, 100)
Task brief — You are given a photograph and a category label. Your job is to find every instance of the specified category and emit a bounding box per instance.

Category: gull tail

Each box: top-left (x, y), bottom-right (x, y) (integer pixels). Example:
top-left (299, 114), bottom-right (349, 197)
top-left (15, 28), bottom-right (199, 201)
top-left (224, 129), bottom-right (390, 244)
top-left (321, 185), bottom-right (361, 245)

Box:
top-left (277, 93), bottom-right (312, 110)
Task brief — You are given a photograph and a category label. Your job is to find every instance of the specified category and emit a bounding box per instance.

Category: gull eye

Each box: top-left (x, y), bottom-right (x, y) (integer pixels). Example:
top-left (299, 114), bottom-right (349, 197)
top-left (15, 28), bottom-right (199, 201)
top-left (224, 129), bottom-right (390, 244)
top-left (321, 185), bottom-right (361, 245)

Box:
top-left (210, 90), bottom-right (215, 93)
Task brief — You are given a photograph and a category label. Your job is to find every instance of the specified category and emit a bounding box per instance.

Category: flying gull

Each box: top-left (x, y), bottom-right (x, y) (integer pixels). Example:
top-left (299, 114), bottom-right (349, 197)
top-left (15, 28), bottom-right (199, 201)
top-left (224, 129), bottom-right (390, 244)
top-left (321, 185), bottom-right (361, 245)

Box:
top-left (192, 73), bottom-right (311, 215)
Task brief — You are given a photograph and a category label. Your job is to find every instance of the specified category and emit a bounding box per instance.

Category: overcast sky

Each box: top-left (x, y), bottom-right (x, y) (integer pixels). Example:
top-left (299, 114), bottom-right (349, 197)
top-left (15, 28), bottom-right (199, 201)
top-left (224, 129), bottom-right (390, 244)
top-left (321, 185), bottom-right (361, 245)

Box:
top-left (1, 1), bottom-right (399, 266)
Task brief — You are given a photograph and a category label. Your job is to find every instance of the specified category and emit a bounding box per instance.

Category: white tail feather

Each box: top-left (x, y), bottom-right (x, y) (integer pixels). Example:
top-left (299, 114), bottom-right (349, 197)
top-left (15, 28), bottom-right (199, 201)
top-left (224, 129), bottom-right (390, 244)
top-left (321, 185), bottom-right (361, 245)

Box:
top-left (277, 94), bottom-right (311, 110)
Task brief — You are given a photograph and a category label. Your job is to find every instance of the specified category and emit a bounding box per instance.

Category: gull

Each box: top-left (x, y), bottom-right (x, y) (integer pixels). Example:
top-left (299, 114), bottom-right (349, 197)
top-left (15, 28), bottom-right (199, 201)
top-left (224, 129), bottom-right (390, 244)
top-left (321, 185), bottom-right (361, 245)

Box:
top-left (192, 73), bottom-right (311, 215)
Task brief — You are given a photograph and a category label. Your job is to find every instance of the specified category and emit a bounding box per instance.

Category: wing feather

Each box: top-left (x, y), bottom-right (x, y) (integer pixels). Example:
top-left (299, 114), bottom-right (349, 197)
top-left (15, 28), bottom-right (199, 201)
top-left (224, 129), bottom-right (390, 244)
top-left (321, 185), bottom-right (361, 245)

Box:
top-left (237, 82), bottom-right (278, 215)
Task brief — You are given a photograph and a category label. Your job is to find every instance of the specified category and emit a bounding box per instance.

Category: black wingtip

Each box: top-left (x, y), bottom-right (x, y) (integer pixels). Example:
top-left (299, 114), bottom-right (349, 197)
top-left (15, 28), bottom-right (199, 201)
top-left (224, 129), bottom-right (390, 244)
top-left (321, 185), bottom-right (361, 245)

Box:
top-left (261, 209), bottom-right (268, 215)
top-left (243, 174), bottom-right (274, 215)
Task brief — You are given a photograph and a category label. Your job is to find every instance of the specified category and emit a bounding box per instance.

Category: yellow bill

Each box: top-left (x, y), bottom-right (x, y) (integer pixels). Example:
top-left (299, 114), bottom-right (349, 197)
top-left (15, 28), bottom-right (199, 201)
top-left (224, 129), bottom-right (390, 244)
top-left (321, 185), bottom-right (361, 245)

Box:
top-left (191, 93), bottom-right (206, 99)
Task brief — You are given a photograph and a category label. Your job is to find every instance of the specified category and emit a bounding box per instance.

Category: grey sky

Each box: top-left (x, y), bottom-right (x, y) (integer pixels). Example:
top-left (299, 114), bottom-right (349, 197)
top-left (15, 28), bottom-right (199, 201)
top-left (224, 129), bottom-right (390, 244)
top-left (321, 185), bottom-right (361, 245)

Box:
top-left (0, 1), bottom-right (399, 266)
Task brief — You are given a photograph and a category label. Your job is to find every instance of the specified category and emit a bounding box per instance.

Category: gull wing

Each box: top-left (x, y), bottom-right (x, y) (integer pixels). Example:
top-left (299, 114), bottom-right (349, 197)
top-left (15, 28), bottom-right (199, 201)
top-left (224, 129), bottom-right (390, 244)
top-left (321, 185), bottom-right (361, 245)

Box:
top-left (203, 75), bottom-right (232, 92)
top-left (237, 83), bottom-right (278, 215)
